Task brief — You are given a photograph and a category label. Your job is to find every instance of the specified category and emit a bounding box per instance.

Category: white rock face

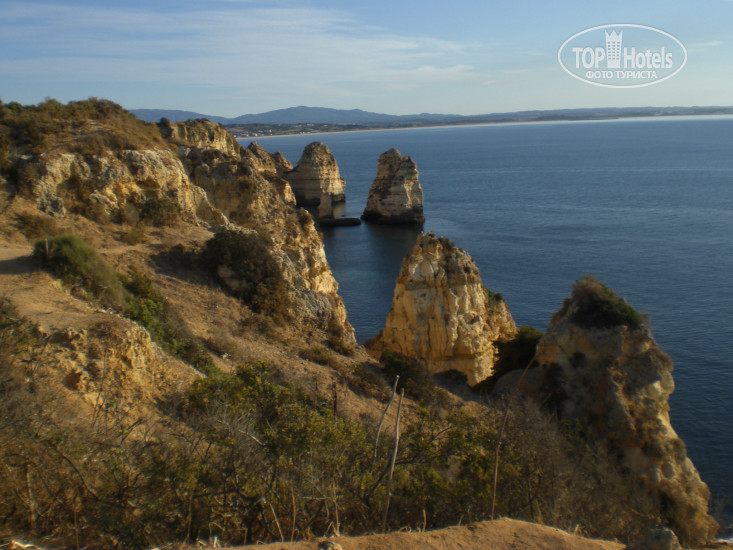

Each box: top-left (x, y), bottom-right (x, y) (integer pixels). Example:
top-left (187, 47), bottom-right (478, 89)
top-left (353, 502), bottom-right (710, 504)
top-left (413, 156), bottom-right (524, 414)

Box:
top-left (361, 148), bottom-right (424, 224)
top-left (284, 142), bottom-right (346, 206)
top-left (367, 233), bottom-right (516, 385)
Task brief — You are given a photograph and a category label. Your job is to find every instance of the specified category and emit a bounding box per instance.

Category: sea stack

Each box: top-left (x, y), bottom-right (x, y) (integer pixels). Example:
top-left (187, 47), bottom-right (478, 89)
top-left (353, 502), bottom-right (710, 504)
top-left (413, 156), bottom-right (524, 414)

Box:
top-left (497, 276), bottom-right (718, 547)
top-left (361, 148), bottom-right (424, 224)
top-left (284, 142), bottom-right (346, 206)
top-left (366, 233), bottom-right (516, 385)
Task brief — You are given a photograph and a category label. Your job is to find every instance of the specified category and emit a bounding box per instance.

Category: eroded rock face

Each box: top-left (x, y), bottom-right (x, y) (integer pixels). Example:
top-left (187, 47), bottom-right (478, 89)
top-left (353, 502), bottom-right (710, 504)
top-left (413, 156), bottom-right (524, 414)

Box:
top-left (12, 118), bottom-right (354, 349)
top-left (361, 148), bottom-right (424, 224)
top-left (367, 233), bottom-right (516, 385)
top-left (512, 278), bottom-right (717, 547)
top-left (246, 141), bottom-right (293, 176)
top-left (284, 142), bottom-right (346, 206)
top-left (16, 148), bottom-right (226, 225)
top-left (176, 134), bottom-right (355, 348)
top-left (159, 118), bottom-right (242, 157)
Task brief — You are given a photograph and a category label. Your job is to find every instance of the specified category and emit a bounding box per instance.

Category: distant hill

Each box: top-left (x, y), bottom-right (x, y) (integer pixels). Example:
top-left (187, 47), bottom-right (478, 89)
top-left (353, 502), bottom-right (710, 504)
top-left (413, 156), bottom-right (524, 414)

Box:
top-left (130, 108), bottom-right (231, 124)
top-left (231, 106), bottom-right (404, 124)
top-left (130, 105), bottom-right (733, 128)
top-left (131, 105), bottom-right (459, 125)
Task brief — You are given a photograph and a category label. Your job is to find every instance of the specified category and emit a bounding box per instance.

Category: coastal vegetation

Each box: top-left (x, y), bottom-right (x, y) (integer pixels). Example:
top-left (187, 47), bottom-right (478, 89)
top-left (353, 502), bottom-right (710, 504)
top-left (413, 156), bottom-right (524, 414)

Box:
top-left (201, 229), bottom-right (290, 317)
top-left (0, 300), bottom-right (660, 547)
top-left (0, 97), bottom-right (166, 156)
top-left (0, 98), bottom-right (718, 549)
top-left (567, 275), bottom-right (643, 329)
top-left (32, 233), bottom-right (217, 376)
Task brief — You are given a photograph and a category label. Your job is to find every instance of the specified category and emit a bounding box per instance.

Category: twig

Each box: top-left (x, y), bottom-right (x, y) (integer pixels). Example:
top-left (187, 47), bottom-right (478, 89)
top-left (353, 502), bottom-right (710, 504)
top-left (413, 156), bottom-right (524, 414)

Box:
top-left (380, 387), bottom-right (404, 533)
top-left (372, 375), bottom-right (399, 464)
top-left (267, 499), bottom-right (285, 542)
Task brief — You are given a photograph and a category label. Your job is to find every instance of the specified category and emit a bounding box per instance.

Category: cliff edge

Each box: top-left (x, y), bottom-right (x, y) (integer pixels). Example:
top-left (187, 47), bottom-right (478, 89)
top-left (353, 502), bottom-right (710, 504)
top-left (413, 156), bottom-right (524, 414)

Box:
top-left (498, 276), bottom-right (718, 547)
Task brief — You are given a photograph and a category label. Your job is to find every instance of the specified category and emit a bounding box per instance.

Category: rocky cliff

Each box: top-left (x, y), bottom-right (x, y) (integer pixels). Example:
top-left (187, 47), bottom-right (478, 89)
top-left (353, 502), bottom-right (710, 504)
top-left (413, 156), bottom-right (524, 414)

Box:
top-left (283, 141), bottom-right (346, 207)
top-left (499, 277), bottom-right (717, 547)
top-left (6, 106), bottom-right (353, 348)
top-left (159, 117), bottom-right (242, 157)
top-left (361, 148), bottom-right (424, 224)
top-left (367, 233), bottom-right (517, 385)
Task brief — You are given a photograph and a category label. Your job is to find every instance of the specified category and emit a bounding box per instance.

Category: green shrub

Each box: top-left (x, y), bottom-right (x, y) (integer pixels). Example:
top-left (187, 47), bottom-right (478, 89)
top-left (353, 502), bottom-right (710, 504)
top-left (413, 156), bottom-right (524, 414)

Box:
top-left (121, 222), bottom-right (147, 244)
top-left (32, 233), bottom-right (126, 310)
top-left (201, 229), bottom-right (289, 316)
top-left (138, 195), bottom-right (181, 227)
top-left (569, 276), bottom-right (642, 329)
top-left (483, 285), bottom-right (504, 308)
top-left (299, 345), bottom-right (343, 369)
top-left (122, 267), bottom-right (219, 376)
top-left (380, 349), bottom-right (436, 403)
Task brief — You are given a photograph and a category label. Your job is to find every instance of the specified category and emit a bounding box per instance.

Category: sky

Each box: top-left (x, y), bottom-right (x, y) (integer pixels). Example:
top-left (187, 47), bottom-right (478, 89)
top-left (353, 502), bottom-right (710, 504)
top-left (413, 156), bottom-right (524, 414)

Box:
top-left (1, 0), bottom-right (732, 117)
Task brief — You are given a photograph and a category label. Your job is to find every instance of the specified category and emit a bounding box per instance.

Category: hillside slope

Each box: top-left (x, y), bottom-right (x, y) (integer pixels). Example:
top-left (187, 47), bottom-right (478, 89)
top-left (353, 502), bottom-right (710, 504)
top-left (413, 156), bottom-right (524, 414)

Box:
top-left (0, 98), bottom-right (724, 549)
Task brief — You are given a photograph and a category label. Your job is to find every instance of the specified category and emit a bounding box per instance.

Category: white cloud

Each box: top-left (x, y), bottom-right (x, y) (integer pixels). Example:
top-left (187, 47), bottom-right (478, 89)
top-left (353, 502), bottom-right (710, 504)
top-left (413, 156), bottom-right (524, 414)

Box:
top-left (0, 0), bottom-right (486, 112)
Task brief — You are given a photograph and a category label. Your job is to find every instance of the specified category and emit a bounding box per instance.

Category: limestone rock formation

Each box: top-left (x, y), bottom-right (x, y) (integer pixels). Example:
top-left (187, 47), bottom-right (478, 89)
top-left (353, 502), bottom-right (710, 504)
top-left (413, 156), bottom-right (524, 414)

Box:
top-left (361, 148), bottom-right (424, 224)
top-left (284, 142), bottom-right (346, 206)
top-left (246, 141), bottom-right (293, 176)
top-left (159, 118), bottom-right (242, 157)
top-left (367, 233), bottom-right (517, 385)
top-left (9, 113), bottom-right (354, 349)
top-left (15, 148), bottom-right (226, 225)
top-left (174, 131), bottom-right (354, 347)
top-left (501, 277), bottom-right (717, 547)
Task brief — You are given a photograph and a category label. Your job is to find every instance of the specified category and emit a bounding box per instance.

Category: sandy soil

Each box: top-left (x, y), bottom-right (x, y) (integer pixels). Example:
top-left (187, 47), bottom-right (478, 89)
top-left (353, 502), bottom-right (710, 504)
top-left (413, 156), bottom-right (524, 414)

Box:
top-left (231, 518), bottom-right (621, 550)
top-left (228, 518), bottom-right (733, 550)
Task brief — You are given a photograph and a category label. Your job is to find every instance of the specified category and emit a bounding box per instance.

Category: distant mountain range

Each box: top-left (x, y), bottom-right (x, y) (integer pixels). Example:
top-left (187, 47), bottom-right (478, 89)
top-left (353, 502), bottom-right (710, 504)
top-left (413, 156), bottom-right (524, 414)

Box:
top-left (130, 105), bottom-right (733, 127)
top-left (130, 105), bottom-right (462, 125)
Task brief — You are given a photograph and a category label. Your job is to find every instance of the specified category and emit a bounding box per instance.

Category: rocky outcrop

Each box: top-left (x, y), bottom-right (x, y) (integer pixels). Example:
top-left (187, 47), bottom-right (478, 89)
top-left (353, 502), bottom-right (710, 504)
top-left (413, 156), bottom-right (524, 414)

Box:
top-left (284, 142), bottom-right (346, 206)
top-left (246, 141), bottom-right (293, 176)
top-left (175, 129), bottom-right (355, 347)
top-left (15, 148), bottom-right (226, 225)
top-left (361, 148), bottom-right (424, 224)
top-left (9, 115), bottom-right (354, 349)
top-left (500, 277), bottom-right (717, 547)
top-left (367, 233), bottom-right (517, 385)
top-left (159, 118), bottom-right (242, 157)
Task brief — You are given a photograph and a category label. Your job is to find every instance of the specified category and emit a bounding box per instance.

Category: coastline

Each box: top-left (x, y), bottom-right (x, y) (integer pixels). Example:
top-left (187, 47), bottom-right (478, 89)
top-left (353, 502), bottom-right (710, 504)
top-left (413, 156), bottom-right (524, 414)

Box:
top-left (234, 112), bottom-right (733, 140)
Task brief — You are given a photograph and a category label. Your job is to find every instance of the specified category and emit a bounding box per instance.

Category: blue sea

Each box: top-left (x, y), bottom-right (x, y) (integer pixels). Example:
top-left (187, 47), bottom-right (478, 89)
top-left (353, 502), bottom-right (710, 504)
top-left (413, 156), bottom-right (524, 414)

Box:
top-left (248, 116), bottom-right (733, 515)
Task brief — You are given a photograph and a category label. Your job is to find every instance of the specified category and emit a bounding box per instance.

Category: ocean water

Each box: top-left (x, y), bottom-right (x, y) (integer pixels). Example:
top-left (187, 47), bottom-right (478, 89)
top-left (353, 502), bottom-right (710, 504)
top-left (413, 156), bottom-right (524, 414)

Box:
top-left (249, 116), bottom-right (733, 513)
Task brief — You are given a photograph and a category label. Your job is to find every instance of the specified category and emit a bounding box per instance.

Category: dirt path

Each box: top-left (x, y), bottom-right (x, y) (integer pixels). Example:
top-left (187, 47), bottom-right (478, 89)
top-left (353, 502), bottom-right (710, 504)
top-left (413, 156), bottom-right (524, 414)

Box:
top-left (0, 246), bottom-right (112, 334)
top-left (227, 518), bottom-right (624, 550)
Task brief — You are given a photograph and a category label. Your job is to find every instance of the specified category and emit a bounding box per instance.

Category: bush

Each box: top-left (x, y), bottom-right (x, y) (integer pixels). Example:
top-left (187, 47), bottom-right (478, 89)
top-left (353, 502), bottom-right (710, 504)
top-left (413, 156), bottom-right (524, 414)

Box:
top-left (0, 97), bottom-right (166, 156)
top-left (32, 233), bottom-right (126, 310)
top-left (299, 345), bottom-right (343, 369)
top-left (121, 222), bottom-right (147, 244)
top-left (138, 195), bottom-right (181, 227)
top-left (32, 235), bottom-right (217, 376)
top-left (201, 230), bottom-right (289, 316)
top-left (122, 267), bottom-right (219, 376)
top-left (14, 211), bottom-right (61, 239)
top-left (569, 275), bottom-right (642, 329)
top-left (380, 349), bottom-right (436, 403)
top-left (483, 285), bottom-right (504, 308)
